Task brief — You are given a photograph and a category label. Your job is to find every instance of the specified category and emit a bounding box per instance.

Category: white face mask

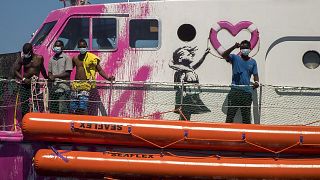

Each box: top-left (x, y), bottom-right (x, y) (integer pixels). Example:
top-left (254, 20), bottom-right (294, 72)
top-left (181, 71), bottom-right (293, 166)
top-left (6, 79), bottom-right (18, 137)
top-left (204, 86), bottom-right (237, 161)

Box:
top-left (79, 48), bottom-right (87, 54)
top-left (23, 53), bottom-right (31, 59)
top-left (241, 49), bottom-right (251, 56)
top-left (53, 46), bottom-right (62, 54)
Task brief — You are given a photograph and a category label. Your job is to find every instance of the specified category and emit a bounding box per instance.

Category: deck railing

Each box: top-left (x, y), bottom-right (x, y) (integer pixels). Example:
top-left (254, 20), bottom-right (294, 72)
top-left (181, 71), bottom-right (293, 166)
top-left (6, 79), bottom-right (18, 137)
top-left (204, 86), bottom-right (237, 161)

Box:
top-left (1, 78), bottom-right (320, 132)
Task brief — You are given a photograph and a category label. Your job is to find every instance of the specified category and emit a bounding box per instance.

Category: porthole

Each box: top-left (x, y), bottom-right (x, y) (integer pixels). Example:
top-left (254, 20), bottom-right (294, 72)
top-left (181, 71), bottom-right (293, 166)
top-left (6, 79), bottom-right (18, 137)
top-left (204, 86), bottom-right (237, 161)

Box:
top-left (177, 24), bottom-right (196, 42)
top-left (302, 50), bottom-right (320, 69)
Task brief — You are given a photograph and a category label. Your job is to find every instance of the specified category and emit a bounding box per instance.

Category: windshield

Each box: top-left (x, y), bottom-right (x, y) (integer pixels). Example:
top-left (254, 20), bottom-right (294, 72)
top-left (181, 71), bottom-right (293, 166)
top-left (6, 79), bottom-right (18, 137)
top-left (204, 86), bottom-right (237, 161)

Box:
top-left (31, 21), bottom-right (57, 46)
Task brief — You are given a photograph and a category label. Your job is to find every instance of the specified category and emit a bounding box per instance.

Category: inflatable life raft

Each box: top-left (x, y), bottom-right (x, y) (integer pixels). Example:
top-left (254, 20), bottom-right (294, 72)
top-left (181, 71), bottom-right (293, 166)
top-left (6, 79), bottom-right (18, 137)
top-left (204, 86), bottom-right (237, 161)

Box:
top-left (34, 149), bottom-right (320, 179)
top-left (23, 113), bottom-right (320, 154)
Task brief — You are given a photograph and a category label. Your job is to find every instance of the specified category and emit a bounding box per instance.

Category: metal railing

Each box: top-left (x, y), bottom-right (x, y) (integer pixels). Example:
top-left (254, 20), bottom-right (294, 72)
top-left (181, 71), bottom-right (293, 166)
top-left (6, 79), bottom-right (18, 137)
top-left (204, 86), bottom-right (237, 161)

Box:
top-left (1, 78), bottom-right (320, 131)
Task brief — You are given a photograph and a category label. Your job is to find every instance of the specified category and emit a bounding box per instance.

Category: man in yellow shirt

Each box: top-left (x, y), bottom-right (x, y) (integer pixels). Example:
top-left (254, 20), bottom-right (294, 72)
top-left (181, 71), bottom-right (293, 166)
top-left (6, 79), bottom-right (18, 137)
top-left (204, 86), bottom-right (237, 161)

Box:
top-left (71, 39), bottom-right (114, 115)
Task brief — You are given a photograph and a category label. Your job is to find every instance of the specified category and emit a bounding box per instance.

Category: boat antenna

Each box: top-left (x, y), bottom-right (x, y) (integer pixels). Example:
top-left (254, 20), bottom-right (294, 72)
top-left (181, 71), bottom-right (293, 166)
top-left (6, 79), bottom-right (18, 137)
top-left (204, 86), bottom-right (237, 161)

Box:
top-left (58, 0), bottom-right (91, 7)
top-left (59, 0), bottom-right (67, 7)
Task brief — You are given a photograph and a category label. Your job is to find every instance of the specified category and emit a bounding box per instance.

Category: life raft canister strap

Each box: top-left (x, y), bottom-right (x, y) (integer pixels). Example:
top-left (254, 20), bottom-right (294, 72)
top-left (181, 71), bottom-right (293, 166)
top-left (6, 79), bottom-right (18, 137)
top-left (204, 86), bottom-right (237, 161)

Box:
top-left (70, 121), bottom-right (75, 132)
top-left (299, 135), bottom-right (304, 144)
top-left (184, 130), bottom-right (189, 138)
top-left (242, 132), bottom-right (246, 140)
top-left (49, 146), bottom-right (69, 163)
top-left (128, 125), bottom-right (132, 134)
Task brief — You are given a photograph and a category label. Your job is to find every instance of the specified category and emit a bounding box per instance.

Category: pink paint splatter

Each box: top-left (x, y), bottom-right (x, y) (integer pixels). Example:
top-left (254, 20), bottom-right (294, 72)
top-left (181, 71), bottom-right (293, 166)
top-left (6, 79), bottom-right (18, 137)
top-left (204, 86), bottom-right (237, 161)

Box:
top-left (111, 66), bottom-right (152, 117)
top-left (97, 2), bottom-right (154, 117)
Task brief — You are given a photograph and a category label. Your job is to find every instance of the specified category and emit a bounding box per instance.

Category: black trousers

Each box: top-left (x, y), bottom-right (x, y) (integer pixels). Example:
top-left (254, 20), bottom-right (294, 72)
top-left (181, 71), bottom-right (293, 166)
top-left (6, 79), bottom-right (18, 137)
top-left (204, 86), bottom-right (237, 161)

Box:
top-left (226, 88), bottom-right (252, 124)
top-left (20, 84), bottom-right (43, 118)
top-left (20, 84), bottom-right (31, 118)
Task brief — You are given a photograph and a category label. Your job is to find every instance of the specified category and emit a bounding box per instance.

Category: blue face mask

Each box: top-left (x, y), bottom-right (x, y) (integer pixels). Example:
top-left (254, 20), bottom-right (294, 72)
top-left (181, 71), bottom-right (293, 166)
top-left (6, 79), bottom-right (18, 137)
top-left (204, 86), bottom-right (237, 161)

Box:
top-left (241, 49), bottom-right (251, 56)
top-left (53, 46), bottom-right (62, 54)
top-left (79, 48), bottom-right (87, 54)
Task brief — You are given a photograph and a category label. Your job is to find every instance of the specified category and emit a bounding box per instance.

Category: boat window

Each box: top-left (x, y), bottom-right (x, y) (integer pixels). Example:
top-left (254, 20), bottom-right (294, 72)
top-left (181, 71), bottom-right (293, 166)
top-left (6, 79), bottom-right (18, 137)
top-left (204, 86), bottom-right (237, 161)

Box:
top-left (92, 18), bottom-right (117, 50)
top-left (129, 19), bottom-right (159, 49)
top-left (57, 18), bottom-right (89, 50)
top-left (31, 21), bottom-right (57, 46)
top-left (303, 50), bottom-right (320, 69)
top-left (177, 24), bottom-right (196, 42)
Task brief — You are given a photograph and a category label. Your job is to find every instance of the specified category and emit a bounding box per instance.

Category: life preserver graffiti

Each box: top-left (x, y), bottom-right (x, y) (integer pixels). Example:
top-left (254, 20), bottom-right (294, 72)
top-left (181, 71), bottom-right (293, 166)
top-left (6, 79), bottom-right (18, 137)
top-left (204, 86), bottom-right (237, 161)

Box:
top-left (209, 21), bottom-right (259, 55)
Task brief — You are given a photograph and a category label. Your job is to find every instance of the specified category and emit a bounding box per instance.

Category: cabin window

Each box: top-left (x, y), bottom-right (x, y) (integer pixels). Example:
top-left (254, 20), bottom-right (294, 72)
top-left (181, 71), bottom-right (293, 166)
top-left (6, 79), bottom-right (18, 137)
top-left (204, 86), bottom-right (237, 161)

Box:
top-left (92, 18), bottom-right (117, 50)
top-left (303, 50), bottom-right (320, 69)
top-left (177, 24), bottom-right (196, 42)
top-left (31, 21), bottom-right (57, 46)
top-left (57, 18), bottom-right (89, 50)
top-left (129, 19), bottom-right (159, 49)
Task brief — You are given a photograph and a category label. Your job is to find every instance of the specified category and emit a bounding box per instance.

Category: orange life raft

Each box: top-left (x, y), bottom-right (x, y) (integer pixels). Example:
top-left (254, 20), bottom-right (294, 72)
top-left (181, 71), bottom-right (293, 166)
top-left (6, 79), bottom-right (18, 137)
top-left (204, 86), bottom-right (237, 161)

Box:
top-left (23, 113), bottom-right (320, 154)
top-left (34, 149), bottom-right (320, 179)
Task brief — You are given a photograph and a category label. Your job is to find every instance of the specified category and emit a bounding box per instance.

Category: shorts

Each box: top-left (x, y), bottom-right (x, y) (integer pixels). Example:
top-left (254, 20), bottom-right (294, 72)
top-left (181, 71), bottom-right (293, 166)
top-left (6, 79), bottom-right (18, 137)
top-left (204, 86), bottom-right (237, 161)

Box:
top-left (70, 90), bottom-right (90, 111)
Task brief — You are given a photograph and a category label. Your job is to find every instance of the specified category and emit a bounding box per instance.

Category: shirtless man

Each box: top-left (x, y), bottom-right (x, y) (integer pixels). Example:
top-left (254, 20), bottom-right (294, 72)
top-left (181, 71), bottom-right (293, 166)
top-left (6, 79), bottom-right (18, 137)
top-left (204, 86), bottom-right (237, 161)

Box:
top-left (14, 43), bottom-right (48, 117)
top-left (71, 39), bottom-right (114, 115)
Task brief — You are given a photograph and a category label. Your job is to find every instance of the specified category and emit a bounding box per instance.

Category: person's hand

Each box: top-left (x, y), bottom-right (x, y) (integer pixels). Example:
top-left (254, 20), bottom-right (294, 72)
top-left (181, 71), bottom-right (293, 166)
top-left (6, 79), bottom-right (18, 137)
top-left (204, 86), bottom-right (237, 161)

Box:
top-left (23, 78), bottom-right (31, 85)
top-left (253, 81), bottom-right (260, 89)
top-left (234, 42), bottom-right (240, 48)
top-left (15, 78), bottom-right (22, 84)
top-left (204, 48), bottom-right (210, 55)
top-left (48, 75), bottom-right (55, 81)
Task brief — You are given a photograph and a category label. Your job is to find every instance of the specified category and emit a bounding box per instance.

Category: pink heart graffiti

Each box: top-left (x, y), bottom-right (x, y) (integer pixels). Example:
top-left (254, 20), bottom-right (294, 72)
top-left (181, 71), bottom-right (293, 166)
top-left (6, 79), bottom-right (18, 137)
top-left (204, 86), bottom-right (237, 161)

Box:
top-left (210, 21), bottom-right (259, 55)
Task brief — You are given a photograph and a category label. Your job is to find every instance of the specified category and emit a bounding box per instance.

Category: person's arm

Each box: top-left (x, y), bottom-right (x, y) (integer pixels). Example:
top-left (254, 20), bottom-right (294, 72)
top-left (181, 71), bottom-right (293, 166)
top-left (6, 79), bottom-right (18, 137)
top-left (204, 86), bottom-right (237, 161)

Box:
top-left (48, 60), bottom-right (54, 81)
top-left (52, 71), bottom-right (71, 79)
top-left (222, 43), bottom-right (240, 62)
top-left (40, 56), bottom-right (48, 79)
top-left (253, 74), bottom-right (259, 89)
top-left (53, 56), bottom-right (73, 79)
top-left (72, 57), bottom-right (76, 68)
top-left (253, 61), bottom-right (259, 89)
top-left (191, 48), bottom-right (210, 70)
top-left (14, 57), bottom-right (23, 80)
top-left (169, 61), bottom-right (193, 72)
top-left (96, 61), bottom-right (115, 81)
top-left (48, 72), bottom-right (54, 81)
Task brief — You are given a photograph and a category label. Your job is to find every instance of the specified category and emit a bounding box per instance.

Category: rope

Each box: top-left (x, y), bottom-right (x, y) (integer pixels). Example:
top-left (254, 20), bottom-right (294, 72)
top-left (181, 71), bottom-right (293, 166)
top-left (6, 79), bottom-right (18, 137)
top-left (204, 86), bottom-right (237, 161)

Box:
top-left (72, 113), bottom-right (307, 156)
top-left (12, 84), bottom-right (22, 132)
top-left (0, 99), bottom-right (29, 108)
top-left (178, 108), bottom-right (188, 121)
top-left (186, 137), bottom-right (243, 143)
top-left (304, 120), bottom-right (320, 126)
top-left (42, 79), bottom-right (49, 113)
top-left (165, 151), bottom-right (220, 159)
top-left (137, 108), bottom-right (180, 119)
top-left (244, 140), bottom-right (300, 154)
top-left (206, 38), bottom-right (224, 59)
top-left (130, 133), bottom-right (185, 149)
top-left (0, 123), bottom-right (22, 129)
top-left (73, 124), bottom-right (186, 149)
top-left (107, 81), bottom-right (113, 116)
top-left (251, 39), bottom-right (260, 58)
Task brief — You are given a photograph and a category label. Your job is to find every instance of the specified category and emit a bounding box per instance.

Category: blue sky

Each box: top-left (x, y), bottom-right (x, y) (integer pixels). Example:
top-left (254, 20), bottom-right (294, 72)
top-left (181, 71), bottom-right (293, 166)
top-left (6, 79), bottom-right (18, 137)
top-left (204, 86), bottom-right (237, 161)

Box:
top-left (0, 0), bottom-right (128, 54)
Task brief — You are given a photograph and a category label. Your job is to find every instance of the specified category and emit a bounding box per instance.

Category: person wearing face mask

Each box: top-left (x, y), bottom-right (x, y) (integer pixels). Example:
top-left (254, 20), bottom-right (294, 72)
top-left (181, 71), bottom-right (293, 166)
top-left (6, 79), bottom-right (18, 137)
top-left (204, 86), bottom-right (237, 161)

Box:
top-left (14, 43), bottom-right (48, 118)
top-left (48, 40), bottom-right (73, 114)
top-left (222, 40), bottom-right (259, 124)
top-left (71, 39), bottom-right (115, 115)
